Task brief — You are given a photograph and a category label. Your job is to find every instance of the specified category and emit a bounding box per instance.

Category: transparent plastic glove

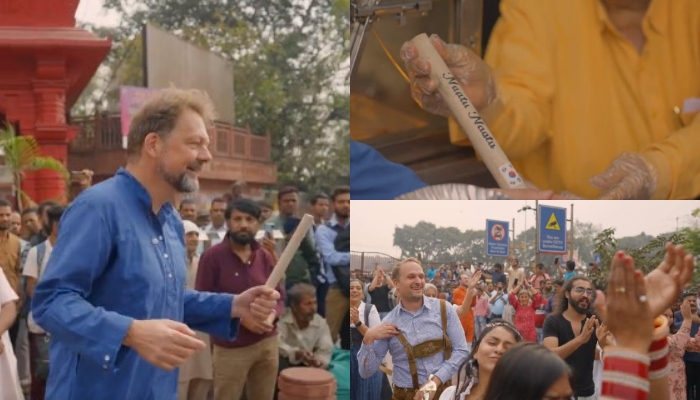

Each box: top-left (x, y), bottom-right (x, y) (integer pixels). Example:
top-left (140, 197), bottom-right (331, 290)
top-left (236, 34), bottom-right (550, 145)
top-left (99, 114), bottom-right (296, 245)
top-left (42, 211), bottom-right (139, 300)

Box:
top-left (400, 34), bottom-right (500, 117)
top-left (558, 191), bottom-right (585, 200)
top-left (495, 189), bottom-right (567, 200)
top-left (591, 152), bottom-right (657, 200)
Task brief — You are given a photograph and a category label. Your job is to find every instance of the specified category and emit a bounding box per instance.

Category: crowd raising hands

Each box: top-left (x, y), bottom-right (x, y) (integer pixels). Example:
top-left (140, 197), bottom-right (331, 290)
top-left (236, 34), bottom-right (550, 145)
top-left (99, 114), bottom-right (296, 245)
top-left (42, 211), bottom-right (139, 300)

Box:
top-left (446, 243), bottom-right (696, 400)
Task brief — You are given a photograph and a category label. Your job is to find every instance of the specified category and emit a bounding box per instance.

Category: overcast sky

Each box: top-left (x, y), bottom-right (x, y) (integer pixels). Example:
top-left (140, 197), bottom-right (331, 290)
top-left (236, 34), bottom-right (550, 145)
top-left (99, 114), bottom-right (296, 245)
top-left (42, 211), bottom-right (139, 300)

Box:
top-left (76, 0), bottom-right (121, 27)
top-left (351, 200), bottom-right (700, 257)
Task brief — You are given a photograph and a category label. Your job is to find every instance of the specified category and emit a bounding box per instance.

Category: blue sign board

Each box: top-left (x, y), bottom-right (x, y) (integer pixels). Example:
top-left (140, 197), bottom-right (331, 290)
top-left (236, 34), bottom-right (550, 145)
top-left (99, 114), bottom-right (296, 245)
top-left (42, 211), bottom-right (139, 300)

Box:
top-left (486, 220), bottom-right (509, 257)
top-left (538, 205), bottom-right (567, 254)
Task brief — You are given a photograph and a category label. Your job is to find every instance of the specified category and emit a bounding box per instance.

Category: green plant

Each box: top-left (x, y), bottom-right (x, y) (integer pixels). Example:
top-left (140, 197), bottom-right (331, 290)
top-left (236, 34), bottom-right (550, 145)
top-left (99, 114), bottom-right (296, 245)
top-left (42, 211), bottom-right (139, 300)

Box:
top-left (592, 228), bottom-right (687, 290)
top-left (0, 123), bottom-right (69, 210)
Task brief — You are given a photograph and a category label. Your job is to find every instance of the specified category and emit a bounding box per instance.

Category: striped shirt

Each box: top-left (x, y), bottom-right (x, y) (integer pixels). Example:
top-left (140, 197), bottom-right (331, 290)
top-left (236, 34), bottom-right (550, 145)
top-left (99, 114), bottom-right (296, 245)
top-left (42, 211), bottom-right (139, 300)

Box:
top-left (357, 296), bottom-right (469, 387)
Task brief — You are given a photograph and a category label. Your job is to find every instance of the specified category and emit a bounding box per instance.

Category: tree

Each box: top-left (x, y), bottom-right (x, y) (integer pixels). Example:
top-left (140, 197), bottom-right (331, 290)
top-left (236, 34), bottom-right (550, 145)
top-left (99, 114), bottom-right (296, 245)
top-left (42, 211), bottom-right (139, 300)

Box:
top-left (76, 0), bottom-right (349, 195)
top-left (592, 228), bottom-right (688, 290)
top-left (0, 123), bottom-right (69, 209)
top-left (682, 208), bottom-right (700, 286)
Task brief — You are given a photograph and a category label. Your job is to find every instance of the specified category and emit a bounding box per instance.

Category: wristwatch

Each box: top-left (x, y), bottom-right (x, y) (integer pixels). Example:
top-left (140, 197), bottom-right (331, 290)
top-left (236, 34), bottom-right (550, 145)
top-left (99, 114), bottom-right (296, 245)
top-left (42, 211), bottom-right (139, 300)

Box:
top-left (355, 321), bottom-right (363, 327)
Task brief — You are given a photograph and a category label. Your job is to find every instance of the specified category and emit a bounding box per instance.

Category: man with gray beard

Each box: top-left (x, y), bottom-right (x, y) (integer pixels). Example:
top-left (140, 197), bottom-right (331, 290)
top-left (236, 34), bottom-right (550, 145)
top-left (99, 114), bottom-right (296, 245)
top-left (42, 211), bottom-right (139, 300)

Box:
top-left (32, 89), bottom-right (281, 400)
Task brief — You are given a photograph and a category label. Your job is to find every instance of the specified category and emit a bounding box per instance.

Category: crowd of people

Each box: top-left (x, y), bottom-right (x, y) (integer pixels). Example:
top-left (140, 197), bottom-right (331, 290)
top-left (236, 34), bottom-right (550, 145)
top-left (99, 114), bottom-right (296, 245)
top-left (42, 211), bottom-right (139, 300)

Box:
top-left (0, 88), bottom-right (351, 400)
top-left (351, 246), bottom-right (700, 400)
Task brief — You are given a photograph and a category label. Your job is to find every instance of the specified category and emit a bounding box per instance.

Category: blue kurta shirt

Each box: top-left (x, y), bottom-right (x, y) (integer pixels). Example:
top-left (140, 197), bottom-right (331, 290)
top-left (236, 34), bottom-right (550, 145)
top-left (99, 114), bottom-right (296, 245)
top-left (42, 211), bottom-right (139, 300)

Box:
top-left (32, 168), bottom-right (238, 399)
top-left (350, 140), bottom-right (427, 199)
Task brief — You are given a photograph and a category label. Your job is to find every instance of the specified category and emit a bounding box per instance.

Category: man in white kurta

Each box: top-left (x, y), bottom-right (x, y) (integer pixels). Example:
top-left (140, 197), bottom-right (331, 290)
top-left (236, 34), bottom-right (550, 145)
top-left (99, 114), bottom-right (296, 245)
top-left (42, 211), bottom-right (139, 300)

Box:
top-left (0, 269), bottom-right (24, 400)
top-left (177, 221), bottom-right (213, 400)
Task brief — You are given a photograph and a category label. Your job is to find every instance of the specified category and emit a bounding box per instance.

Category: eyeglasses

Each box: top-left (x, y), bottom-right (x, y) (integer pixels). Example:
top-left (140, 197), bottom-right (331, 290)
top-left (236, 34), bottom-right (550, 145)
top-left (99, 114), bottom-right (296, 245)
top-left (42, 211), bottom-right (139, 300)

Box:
top-left (572, 287), bottom-right (594, 296)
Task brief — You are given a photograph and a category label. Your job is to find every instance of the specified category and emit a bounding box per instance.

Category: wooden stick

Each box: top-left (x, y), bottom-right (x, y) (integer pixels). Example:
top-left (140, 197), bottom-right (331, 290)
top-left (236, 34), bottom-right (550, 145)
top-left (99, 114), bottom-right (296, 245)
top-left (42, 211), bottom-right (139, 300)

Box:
top-left (265, 214), bottom-right (315, 288)
top-left (411, 33), bottom-right (527, 190)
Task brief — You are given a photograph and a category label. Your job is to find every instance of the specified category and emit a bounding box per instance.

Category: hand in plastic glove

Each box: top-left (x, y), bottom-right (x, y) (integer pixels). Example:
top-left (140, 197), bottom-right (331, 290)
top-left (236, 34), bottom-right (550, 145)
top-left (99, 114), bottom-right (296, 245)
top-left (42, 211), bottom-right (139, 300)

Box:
top-left (400, 34), bottom-right (500, 117)
top-left (592, 152), bottom-right (657, 199)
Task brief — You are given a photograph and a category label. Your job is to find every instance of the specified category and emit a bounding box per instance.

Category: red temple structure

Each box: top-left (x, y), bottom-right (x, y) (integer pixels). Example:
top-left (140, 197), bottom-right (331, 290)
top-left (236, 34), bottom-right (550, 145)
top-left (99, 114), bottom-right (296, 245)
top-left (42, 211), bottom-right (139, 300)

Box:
top-left (0, 0), bottom-right (110, 203)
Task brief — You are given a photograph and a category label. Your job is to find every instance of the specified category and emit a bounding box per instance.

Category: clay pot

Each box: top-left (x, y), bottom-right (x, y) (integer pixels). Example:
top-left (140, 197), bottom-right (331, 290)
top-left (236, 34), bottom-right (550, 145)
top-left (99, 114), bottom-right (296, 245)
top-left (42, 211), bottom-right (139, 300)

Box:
top-left (277, 367), bottom-right (336, 400)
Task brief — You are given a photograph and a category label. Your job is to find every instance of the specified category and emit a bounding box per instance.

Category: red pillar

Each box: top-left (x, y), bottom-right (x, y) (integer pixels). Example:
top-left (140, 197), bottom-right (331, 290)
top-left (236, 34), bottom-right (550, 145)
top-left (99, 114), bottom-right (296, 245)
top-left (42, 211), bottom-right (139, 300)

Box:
top-left (0, 0), bottom-right (110, 205)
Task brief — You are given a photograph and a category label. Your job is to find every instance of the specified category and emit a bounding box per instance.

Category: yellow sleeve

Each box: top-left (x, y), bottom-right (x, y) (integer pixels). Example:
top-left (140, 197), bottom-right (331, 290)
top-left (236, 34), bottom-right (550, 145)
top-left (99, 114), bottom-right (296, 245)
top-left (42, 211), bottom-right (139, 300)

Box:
top-left (452, 0), bottom-right (555, 160)
top-left (640, 112), bottom-right (700, 199)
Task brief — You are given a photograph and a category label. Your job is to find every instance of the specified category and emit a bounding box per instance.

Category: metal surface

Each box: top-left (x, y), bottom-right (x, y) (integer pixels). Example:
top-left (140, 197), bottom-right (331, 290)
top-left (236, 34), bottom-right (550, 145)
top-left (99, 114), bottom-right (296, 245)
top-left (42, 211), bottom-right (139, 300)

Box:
top-left (350, 0), bottom-right (435, 78)
top-left (350, 0), bottom-right (449, 119)
top-left (350, 18), bottom-right (371, 78)
top-left (452, 0), bottom-right (483, 55)
top-left (395, 183), bottom-right (511, 200)
top-left (351, 0), bottom-right (495, 188)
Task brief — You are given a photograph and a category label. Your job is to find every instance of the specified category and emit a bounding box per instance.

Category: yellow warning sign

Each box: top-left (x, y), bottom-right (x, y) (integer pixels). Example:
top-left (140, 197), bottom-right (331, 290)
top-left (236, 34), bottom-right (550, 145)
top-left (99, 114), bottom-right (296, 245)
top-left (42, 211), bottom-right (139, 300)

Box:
top-left (545, 213), bottom-right (561, 230)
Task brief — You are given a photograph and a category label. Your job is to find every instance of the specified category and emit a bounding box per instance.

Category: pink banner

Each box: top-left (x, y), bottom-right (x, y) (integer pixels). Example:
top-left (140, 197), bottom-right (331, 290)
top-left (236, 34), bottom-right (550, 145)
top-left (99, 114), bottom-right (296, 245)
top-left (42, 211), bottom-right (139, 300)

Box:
top-left (119, 86), bottom-right (164, 149)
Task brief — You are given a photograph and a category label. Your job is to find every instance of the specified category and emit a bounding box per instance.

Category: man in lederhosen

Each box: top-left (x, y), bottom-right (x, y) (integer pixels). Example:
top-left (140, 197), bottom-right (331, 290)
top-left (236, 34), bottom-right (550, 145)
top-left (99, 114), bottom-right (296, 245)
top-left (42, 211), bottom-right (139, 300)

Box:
top-left (357, 258), bottom-right (469, 400)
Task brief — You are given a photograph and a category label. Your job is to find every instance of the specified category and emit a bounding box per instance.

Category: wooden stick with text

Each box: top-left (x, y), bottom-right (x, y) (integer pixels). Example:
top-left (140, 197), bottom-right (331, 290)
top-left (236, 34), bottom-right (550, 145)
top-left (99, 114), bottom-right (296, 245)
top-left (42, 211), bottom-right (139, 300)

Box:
top-left (411, 33), bottom-right (526, 189)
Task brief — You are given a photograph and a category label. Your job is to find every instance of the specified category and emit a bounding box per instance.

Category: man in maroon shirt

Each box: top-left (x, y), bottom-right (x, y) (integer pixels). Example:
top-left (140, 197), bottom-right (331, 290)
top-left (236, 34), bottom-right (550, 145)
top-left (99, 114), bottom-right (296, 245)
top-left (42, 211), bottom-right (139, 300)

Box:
top-left (196, 199), bottom-right (285, 400)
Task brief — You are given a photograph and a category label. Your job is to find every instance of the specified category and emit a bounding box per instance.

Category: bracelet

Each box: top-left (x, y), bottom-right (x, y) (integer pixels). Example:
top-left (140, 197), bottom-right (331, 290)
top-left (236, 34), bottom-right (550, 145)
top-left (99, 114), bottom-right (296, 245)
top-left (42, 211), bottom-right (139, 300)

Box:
top-left (601, 381), bottom-right (649, 400)
top-left (648, 316), bottom-right (670, 379)
top-left (602, 350), bottom-right (650, 400)
top-left (603, 357), bottom-right (649, 380)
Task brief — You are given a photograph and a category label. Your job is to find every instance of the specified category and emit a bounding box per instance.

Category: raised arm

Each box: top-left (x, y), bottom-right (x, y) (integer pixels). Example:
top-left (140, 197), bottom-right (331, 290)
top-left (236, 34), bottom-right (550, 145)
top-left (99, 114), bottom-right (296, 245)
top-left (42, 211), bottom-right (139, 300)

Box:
top-left (456, 271), bottom-right (482, 317)
top-left (357, 323), bottom-right (398, 378)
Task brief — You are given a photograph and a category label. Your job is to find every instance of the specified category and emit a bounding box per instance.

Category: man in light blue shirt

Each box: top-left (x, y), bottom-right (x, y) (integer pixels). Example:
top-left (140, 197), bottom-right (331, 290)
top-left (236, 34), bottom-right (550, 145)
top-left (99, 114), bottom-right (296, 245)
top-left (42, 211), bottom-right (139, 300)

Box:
top-left (489, 282), bottom-right (509, 320)
top-left (32, 89), bottom-right (279, 400)
top-left (358, 258), bottom-right (468, 399)
top-left (315, 186), bottom-right (350, 345)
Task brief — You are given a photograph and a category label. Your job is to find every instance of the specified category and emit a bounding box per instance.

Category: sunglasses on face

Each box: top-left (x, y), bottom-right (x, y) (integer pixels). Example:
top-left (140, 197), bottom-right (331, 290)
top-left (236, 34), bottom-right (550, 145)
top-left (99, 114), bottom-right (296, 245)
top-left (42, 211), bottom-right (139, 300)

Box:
top-left (572, 287), bottom-right (594, 296)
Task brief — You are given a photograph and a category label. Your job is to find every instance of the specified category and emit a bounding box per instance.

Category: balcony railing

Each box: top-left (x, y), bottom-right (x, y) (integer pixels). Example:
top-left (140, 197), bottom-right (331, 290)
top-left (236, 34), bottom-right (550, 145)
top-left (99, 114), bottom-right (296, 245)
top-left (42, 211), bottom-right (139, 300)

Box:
top-left (70, 113), bottom-right (122, 152)
top-left (70, 113), bottom-right (272, 162)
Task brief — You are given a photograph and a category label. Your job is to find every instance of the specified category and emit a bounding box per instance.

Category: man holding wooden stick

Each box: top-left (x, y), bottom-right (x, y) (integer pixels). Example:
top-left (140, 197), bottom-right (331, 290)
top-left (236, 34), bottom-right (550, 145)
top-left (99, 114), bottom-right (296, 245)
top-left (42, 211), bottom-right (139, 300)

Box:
top-left (32, 89), bottom-right (281, 400)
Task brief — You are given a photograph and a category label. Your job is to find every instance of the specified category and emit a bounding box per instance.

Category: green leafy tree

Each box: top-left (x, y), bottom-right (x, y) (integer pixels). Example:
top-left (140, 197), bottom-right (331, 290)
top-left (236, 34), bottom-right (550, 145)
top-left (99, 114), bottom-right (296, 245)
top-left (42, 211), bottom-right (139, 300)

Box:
top-left (592, 228), bottom-right (688, 290)
top-left (0, 124), bottom-right (69, 209)
top-left (682, 209), bottom-right (700, 286)
top-left (74, 0), bottom-right (349, 195)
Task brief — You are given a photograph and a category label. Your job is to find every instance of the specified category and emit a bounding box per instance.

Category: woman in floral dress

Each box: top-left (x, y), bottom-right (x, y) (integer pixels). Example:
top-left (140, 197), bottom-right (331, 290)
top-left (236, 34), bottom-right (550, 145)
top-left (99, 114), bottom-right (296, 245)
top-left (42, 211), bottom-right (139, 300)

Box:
top-left (665, 299), bottom-right (700, 400)
top-left (508, 281), bottom-right (540, 342)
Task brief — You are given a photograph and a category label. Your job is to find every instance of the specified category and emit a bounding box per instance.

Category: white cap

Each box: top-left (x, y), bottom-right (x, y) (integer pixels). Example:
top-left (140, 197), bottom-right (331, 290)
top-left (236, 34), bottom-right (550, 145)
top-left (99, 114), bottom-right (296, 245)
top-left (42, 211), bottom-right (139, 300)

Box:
top-left (183, 220), bottom-right (201, 235)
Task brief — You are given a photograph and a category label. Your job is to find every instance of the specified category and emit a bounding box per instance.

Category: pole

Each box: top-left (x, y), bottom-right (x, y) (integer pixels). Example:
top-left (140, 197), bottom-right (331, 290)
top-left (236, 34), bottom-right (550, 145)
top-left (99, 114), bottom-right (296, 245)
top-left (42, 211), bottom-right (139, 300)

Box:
top-left (569, 203), bottom-right (574, 262)
top-left (361, 252), bottom-right (365, 275)
top-left (535, 201), bottom-right (539, 270)
top-left (524, 204), bottom-right (529, 267)
top-left (512, 217), bottom-right (515, 255)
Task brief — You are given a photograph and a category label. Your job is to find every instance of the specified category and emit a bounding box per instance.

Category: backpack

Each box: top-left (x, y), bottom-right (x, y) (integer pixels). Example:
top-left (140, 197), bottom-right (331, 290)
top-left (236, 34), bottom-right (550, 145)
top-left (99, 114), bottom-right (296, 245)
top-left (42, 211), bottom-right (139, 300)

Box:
top-left (364, 303), bottom-right (373, 327)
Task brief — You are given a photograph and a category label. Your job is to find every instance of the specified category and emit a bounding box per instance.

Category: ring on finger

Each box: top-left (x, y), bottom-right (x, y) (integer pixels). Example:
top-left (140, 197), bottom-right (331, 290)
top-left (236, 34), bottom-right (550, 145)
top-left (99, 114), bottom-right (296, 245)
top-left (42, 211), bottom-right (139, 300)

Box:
top-left (639, 295), bottom-right (648, 303)
top-left (614, 287), bottom-right (626, 294)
